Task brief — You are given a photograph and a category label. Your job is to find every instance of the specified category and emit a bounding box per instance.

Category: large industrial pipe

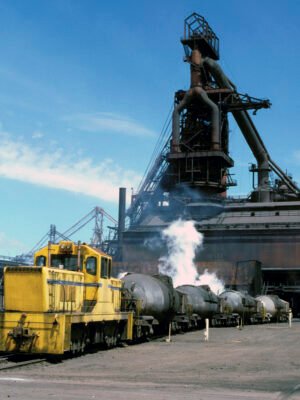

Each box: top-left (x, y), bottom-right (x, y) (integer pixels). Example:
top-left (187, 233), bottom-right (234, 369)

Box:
top-left (118, 187), bottom-right (126, 260)
top-left (203, 57), bottom-right (236, 91)
top-left (203, 57), bottom-right (271, 202)
top-left (172, 90), bottom-right (220, 151)
top-left (172, 48), bottom-right (220, 152)
top-left (232, 110), bottom-right (270, 201)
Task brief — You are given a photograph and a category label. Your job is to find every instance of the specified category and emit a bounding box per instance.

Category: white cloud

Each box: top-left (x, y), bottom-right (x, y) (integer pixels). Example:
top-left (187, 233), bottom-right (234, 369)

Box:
top-left (0, 133), bottom-right (142, 203)
top-left (64, 112), bottom-right (157, 138)
top-left (32, 130), bottom-right (44, 139)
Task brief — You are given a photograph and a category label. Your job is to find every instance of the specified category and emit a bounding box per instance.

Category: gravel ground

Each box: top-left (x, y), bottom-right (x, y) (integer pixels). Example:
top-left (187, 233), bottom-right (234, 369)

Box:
top-left (0, 321), bottom-right (299, 400)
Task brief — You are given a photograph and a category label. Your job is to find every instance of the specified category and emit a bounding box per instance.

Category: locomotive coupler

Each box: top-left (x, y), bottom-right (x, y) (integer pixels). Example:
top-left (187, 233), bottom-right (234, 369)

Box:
top-left (8, 326), bottom-right (39, 343)
top-left (8, 316), bottom-right (39, 347)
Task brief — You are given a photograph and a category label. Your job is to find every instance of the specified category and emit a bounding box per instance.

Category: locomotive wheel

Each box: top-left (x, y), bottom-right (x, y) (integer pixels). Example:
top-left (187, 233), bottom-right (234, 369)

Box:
top-left (70, 323), bottom-right (87, 355)
top-left (103, 321), bottom-right (119, 349)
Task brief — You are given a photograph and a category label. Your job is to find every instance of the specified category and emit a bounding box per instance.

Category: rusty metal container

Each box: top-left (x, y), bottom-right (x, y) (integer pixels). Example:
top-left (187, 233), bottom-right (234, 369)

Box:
top-left (121, 273), bottom-right (177, 323)
top-left (176, 284), bottom-right (219, 318)
top-left (256, 295), bottom-right (289, 321)
top-left (219, 289), bottom-right (258, 318)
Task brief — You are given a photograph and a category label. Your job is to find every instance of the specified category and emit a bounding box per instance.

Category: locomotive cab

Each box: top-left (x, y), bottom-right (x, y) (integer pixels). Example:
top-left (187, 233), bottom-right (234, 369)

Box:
top-left (33, 241), bottom-right (121, 314)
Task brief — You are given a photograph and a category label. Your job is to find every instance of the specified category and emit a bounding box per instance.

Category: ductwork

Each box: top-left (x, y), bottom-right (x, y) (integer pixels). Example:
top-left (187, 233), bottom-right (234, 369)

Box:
top-left (203, 57), bottom-right (271, 202)
top-left (171, 49), bottom-right (299, 202)
top-left (172, 88), bottom-right (220, 151)
top-left (172, 49), bottom-right (220, 152)
top-left (232, 110), bottom-right (271, 201)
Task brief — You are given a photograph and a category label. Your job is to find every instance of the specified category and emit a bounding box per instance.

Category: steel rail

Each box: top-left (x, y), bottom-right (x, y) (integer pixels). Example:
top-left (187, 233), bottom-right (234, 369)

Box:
top-left (0, 358), bottom-right (46, 371)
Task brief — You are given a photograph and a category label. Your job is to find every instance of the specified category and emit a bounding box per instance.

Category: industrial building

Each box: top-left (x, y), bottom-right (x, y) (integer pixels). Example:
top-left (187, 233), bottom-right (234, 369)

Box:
top-left (115, 13), bottom-right (300, 315)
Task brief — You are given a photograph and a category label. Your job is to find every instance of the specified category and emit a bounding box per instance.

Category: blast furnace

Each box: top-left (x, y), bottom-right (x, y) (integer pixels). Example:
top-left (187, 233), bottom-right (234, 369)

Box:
top-left (115, 13), bottom-right (300, 315)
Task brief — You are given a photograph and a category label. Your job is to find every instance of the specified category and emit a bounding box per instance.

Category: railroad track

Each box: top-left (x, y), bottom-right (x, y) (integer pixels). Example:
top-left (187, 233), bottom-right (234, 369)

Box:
top-left (0, 357), bottom-right (46, 371)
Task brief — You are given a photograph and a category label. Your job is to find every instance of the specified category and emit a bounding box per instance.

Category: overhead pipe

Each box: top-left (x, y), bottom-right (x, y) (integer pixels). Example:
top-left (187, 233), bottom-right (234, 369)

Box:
top-left (203, 57), bottom-right (271, 202)
top-left (172, 48), bottom-right (220, 152)
top-left (232, 110), bottom-right (271, 201)
top-left (268, 158), bottom-right (300, 195)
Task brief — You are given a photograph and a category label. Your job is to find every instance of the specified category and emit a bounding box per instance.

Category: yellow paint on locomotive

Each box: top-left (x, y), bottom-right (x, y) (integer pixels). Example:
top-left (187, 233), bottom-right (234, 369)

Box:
top-left (0, 313), bottom-right (67, 354)
top-left (5, 267), bottom-right (84, 313)
top-left (0, 241), bottom-right (133, 355)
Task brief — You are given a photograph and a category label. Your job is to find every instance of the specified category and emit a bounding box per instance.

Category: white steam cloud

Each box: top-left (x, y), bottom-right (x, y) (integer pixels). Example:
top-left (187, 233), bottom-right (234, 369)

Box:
top-left (158, 219), bottom-right (202, 287)
top-left (197, 269), bottom-right (225, 295)
top-left (158, 219), bottom-right (224, 294)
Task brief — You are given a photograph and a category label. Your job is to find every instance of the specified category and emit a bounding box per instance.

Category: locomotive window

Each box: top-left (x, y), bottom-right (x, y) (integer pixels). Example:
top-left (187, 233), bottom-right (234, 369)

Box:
top-left (101, 257), bottom-right (108, 279)
top-left (51, 255), bottom-right (82, 271)
top-left (86, 257), bottom-right (97, 276)
top-left (108, 259), bottom-right (112, 278)
top-left (36, 256), bottom-right (46, 266)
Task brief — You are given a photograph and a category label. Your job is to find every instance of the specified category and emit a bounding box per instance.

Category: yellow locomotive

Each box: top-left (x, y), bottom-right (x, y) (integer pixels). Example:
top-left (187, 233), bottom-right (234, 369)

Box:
top-left (0, 241), bottom-right (133, 355)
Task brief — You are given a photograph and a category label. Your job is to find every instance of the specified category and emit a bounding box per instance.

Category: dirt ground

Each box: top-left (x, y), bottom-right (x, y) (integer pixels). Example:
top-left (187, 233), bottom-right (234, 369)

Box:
top-left (0, 321), bottom-right (300, 400)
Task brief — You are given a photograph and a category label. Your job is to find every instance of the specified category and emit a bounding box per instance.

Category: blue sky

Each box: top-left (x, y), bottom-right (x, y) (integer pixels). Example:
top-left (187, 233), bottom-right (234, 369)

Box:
top-left (0, 0), bottom-right (299, 255)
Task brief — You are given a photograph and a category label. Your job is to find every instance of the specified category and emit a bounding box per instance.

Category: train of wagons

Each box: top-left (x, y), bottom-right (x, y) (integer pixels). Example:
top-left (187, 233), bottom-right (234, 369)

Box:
top-left (0, 241), bottom-right (289, 356)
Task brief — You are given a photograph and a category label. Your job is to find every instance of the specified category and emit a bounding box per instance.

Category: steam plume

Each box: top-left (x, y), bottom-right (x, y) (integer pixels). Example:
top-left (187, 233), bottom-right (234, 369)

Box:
top-left (197, 268), bottom-right (225, 295)
top-left (158, 219), bottom-right (224, 294)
